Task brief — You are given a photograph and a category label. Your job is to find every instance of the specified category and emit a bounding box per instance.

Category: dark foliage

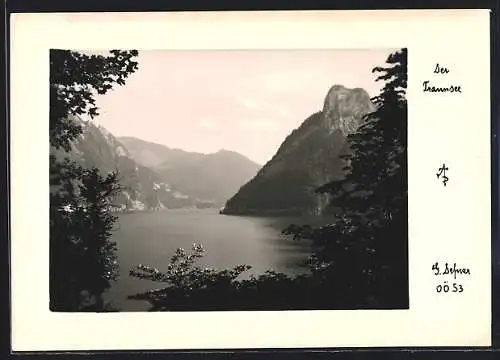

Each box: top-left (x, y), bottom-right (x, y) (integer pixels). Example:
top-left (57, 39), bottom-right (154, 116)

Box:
top-left (50, 161), bottom-right (122, 310)
top-left (129, 244), bottom-right (355, 311)
top-left (49, 49), bottom-right (139, 311)
top-left (50, 49), bottom-right (139, 151)
top-left (294, 48), bottom-right (409, 308)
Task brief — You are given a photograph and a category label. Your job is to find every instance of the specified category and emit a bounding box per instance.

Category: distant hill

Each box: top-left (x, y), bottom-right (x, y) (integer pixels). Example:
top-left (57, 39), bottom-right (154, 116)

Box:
top-left (155, 149), bottom-right (261, 206)
top-left (221, 85), bottom-right (376, 216)
top-left (117, 136), bottom-right (206, 169)
top-left (119, 137), bottom-right (261, 207)
top-left (50, 116), bottom-right (197, 211)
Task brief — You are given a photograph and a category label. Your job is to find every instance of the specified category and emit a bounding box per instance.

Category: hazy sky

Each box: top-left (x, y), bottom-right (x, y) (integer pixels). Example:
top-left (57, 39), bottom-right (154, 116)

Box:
top-left (92, 49), bottom-right (394, 164)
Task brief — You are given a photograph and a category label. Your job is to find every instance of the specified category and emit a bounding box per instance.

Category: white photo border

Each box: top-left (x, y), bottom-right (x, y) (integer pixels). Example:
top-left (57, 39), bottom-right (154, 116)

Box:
top-left (10, 10), bottom-right (491, 350)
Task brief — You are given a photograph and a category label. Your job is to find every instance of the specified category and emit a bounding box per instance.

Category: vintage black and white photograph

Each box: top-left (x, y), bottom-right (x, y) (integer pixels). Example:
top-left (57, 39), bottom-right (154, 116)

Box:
top-left (49, 48), bottom-right (408, 312)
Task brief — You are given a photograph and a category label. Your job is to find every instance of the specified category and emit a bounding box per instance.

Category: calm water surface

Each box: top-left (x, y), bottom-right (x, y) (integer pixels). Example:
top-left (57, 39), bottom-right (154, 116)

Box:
top-left (104, 209), bottom-right (332, 311)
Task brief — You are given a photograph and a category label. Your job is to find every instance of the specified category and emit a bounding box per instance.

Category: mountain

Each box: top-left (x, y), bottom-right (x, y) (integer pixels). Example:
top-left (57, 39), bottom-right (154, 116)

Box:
top-left (117, 136), bottom-right (206, 169)
top-left (221, 85), bottom-right (376, 216)
top-left (119, 137), bottom-right (261, 207)
top-left (50, 116), bottom-right (197, 211)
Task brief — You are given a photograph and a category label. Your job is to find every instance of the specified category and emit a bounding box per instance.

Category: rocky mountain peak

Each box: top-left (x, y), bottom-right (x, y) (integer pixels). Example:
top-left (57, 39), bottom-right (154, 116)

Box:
top-left (322, 85), bottom-right (375, 136)
top-left (221, 84), bottom-right (377, 216)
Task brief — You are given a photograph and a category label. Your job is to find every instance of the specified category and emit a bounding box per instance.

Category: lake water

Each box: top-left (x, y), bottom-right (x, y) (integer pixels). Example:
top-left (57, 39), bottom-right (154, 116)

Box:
top-left (104, 208), bottom-right (332, 311)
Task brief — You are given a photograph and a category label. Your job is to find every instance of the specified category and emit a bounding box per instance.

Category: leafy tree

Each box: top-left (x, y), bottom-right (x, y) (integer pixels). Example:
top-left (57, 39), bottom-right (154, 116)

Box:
top-left (129, 244), bottom-right (252, 310)
top-left (50, 49), bottom-right (139, 311)
top-left (50, 49), bottom-right (139, 151)
top-left (50, 163), bottom-right (122, 310)
top-left (286, 48), bottom-right (408, 307)
top-left (129, 244), bottom-right (322, 311)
